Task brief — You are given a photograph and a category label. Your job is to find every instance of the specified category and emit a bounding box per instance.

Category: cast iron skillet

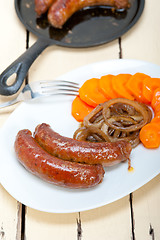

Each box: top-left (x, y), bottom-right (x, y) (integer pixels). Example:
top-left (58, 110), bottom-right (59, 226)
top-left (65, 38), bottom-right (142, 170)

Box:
top-left (0, 0), bottom-right (145, 95)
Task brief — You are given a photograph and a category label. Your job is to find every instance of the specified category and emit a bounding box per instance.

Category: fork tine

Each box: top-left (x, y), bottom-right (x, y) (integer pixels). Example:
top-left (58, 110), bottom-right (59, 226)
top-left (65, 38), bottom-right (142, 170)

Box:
top-left (41, 85), bottom-right (79, 90)
top-left (40, 80), bottom-right (79, 87)
top-left (41, 90), bottom-right (78, 96)
top-left (41, 88), bottom-right (79, 95)
top-left (46, 92), bottom-right (78, 96)
top-left (39, 80), bottom-right (79, 95)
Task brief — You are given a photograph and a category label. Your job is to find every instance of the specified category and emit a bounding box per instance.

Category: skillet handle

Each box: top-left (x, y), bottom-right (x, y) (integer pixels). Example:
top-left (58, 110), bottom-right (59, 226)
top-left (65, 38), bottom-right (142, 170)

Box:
top-left (0, 38), bottom-right (50, 96)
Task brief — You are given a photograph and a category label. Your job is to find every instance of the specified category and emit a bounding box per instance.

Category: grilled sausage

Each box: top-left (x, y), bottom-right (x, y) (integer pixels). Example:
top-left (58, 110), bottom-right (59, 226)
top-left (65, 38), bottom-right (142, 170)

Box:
top-left (34, 123), bottom-right (132, 167)
top-left (48, 0), bottom-right (130, 28)
top-left (35, 0), bottom-right (56, 15)
top-left (14, 129), bottom-right (105, 189)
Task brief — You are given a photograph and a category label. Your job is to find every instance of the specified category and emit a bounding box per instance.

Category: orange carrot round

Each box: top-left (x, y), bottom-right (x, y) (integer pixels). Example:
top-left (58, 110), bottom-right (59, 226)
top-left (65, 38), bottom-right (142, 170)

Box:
top-left (151, 88), bottom-right (160, 110)
top-left (99, 74), bottom-right (118, 99)
top-left (154, 102), bottom-right (160, 116)
top-left (71, 96), bottom-right (94, 122)
top-left (139, 123), bottom-right (160, 148)
top-left (142, 77), bottom-right (160, 103)
top-left (111, 74), bottom-right (134, 100)
top-left (151, 116), bottom-right (160, 124)
top-left (155, 112), bottom-right (160, 118)
top-left (125, 73), bottom-right (150, 103)
top-left (79, 78), bottom-right (108, 107)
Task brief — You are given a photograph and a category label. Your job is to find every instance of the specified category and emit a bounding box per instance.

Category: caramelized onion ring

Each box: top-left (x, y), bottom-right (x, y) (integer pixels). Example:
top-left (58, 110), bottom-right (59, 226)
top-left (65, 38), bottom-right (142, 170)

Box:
top-left (84, 103), bottom-right (105, 128)
top-left (73, 126), bottom-right (111, 142)
top-left (101, 123), bottom-right (140, 148)
top-left (102, 98), bottom-right (151, 132)
top-left (73, 98), bottom-right (152, 148)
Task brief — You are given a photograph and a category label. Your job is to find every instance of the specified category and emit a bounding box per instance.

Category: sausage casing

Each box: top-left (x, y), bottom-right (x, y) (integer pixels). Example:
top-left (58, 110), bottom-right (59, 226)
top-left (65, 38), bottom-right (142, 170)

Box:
top-left (48, 0), bottom-right (130, 28)
top-left (35, 0), bottom-right (56, 15)
top-left (34, 123), bottom-right (132, 167)
top-left (14, 129), bottom-right (105, 189)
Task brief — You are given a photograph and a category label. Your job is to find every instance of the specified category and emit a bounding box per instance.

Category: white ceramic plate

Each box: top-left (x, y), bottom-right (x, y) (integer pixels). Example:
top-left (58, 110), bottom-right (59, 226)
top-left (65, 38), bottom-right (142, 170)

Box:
top-left (0, 59), bottom-right (160, 213)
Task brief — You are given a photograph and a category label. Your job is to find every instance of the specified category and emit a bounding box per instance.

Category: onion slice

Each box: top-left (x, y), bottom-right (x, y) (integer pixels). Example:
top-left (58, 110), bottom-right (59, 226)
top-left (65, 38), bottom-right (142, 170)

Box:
top-left (73, 98), bottom-right (152, 148)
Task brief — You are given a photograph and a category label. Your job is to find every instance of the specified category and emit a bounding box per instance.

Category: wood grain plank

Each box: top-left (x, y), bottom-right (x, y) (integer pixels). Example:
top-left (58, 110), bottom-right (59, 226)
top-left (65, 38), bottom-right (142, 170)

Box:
top-left (0, 1), bottom-right (28, 240)
top-left (130, 175), bottom-right (160, 240)
top-left (25, 209), bottom-right (78, 240)
top-left (28, 33), bottom-right (119, 82)
top-left (0, 2), bottom-right (26, 71)
top-left (0, 185), bottom-right (21, 240)
top-left (122, 0), bottom-right (160, 65)
top-left (0, 0), bottom-right (27, 104)
top-left (80, 196), bottom-right (132, 240)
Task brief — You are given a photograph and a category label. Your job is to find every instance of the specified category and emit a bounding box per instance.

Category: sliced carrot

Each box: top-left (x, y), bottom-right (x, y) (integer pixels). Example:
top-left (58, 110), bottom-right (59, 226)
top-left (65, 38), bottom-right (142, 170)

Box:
top-left (71, 96), bottom-right (94, 122)
top-left (99, 74), bottom-right (118, 99)
top-left (155, 111), bottom-right (160, 117)
top-left (142, 77), bottom-right (160, 103)
top-left (151, 88), bottom-right (160, 110)
top-left (125, 73), bottom-right (150, 103)
top-left (111, 74), bottom-right (134, 100)
top-left (79, 78), bottom-right (108, 107)
top-left (154, 103), bottom-right (160, 117)
top-left (139, 123), bottom-right (160, 148)
top-left (151, 116), bottom-right (160, 124)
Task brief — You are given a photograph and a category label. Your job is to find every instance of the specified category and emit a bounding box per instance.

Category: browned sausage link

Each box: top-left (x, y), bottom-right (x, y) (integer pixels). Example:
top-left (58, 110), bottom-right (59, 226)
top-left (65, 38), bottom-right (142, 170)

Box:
top-left (48, 0), bottom-right (130, 28)
top-left (14, 129), bottom-right (104, 189)
top-left (34, 123), bottom-right (132, 167)
top-left (35, 0), bottom-right (56, 16)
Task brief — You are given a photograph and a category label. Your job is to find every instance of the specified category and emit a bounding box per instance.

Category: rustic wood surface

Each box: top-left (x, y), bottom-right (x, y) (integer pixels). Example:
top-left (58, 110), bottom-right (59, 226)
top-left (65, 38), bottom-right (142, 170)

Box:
top-left (0, 0), bottom-right (160, 239)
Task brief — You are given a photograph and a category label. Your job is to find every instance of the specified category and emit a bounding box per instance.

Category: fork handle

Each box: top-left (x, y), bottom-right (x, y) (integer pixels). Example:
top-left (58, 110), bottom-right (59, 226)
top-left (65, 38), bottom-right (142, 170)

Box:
top-left (0, 38), bottom-right (50, 96)
top-left (0, 98), bottom-right (20, 109)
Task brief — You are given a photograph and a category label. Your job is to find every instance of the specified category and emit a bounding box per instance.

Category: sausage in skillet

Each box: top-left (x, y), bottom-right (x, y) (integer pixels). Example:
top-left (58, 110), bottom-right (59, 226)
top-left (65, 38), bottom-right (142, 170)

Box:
top-left (35, 0), bottom-right (55, 15)
top-left (48, 0), bottom-right (130, 28)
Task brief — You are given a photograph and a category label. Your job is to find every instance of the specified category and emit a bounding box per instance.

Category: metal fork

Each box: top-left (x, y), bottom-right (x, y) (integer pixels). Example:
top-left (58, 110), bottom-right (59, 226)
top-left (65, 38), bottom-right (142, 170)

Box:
top-left (0, 80), bottom-right (79, 108)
